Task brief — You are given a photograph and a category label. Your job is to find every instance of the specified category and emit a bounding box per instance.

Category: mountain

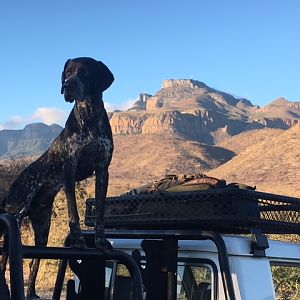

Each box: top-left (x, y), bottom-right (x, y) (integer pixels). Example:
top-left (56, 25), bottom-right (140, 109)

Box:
top-left (109, 80), bottom-right (300, 145)
top-left (0, 123), bottom-right (63, 158)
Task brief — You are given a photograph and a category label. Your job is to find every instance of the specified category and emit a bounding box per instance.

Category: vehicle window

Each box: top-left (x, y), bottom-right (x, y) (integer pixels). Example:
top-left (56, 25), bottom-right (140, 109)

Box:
top-left (271, 264), bottom-right (300, 300)
top-left (106, 262), bottom-right (214, 300)
top-left (177, 264), bottom-right (212, 300)
top-left (105, 261), bottom-right (115, 296)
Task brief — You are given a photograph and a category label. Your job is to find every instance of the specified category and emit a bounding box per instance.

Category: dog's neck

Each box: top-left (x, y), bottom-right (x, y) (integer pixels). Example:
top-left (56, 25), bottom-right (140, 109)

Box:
top-left (74, 95), bottom-right (105, 127)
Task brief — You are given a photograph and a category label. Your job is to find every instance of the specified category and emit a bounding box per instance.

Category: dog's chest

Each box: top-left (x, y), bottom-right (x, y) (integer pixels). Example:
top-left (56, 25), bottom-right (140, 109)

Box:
top-left (48, 126), bottom-right (112, 163)
top-left (66, 130), bottom-right (112, 159)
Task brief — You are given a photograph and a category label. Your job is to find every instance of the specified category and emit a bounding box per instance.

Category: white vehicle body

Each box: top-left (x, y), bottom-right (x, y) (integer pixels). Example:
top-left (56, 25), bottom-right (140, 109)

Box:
top-left (106, 235), bottom-right (300, 300)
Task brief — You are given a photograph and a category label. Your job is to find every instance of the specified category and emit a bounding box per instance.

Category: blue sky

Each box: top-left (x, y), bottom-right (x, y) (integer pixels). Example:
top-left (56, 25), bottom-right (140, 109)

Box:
top-left (1, 0), bottom-right (300, 129)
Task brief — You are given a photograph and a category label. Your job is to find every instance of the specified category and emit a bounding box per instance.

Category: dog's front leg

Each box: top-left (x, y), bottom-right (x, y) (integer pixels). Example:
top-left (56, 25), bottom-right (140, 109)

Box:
top-left (94, 167), bottom-right (112, 253)
top-left (64, 159), bottom-right (86, 248)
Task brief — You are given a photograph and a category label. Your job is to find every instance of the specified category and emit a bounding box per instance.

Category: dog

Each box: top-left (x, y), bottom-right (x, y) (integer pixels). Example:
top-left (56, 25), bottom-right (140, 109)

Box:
top-left (2, 57), bottom-right (114, 298)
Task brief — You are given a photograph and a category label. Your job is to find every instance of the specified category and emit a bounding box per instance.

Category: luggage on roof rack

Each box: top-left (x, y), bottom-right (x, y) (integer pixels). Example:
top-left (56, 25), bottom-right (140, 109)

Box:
top-left (85, 189), bottom-right (300, 234)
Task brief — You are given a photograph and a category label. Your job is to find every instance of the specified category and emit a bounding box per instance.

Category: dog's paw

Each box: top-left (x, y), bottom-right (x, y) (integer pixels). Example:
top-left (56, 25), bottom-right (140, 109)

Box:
top-left (70, 235), bottom-right (87, 249)
top-left (95, 237), bottom-right (113, 255)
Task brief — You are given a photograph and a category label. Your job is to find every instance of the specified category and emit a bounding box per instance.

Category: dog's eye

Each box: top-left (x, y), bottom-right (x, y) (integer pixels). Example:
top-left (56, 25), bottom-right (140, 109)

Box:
top-left (79, 69), bottom-right (88, 78)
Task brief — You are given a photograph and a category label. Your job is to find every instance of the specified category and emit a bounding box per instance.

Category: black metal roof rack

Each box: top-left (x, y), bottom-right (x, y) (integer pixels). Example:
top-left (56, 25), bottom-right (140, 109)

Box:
top-left (83, 189), bottom-right (299, 300)
top-left (85, 189), bottom-right (300, 234)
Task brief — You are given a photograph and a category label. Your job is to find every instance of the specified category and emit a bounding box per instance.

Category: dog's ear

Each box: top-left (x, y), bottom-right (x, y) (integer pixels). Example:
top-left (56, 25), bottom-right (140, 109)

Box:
top-left (95, 61), bottom-right (114, 93)
top-left (61, 59), bottom-right (71, 94)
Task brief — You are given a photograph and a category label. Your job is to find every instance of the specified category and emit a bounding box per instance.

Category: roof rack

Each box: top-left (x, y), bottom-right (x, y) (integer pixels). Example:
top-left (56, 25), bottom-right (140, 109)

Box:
top-left (85, 189), bottom-right (300, 234)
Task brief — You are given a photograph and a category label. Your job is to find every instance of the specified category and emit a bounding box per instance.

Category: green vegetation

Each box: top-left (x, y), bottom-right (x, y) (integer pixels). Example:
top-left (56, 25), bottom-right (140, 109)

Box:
top-left (272, 266), bottom-right (300, 300)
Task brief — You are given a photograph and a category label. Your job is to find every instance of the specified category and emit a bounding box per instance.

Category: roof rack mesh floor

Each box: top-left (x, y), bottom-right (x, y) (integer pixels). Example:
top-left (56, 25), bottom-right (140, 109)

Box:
top-left (85, 189), bottom-right (300, 234)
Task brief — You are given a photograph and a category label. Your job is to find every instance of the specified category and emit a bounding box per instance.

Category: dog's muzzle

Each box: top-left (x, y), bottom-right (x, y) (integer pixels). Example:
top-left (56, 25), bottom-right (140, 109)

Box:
top-left (63, 81), bottom-right (76, 103)
top-left (63, 77), bottom-right (85, 103)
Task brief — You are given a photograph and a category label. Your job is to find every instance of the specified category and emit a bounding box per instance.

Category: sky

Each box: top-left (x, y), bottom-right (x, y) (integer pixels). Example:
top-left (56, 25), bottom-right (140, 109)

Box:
top-left (1, 0), bottom-right (300, 130)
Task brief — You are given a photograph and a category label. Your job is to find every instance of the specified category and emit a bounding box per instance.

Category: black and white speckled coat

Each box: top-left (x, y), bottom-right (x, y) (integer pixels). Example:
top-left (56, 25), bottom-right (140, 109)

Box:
top-left (3, 57), bottom-right (114, 298)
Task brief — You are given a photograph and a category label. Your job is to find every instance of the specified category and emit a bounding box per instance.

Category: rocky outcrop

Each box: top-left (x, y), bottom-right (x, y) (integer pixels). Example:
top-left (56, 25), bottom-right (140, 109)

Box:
top-left (110, 111), bottom-right (183, 136)
top-left (250, 97), bottom-right (300, 120)
top-left (109, 112), bottom-right (149, 135)
top-left (251, 117), bottom-right (300, 129)
top-left (141, 111), bottom-right (176, 134)
top-left (128, 93), bottom-right (152, 111)
top-left (162, 79), bottom-right (208, 89)
top-left (110, 108), bottom-right (255, 144)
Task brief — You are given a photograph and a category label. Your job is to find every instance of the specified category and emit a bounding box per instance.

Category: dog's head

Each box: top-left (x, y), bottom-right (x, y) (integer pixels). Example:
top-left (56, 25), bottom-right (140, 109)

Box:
top-left (61, 57), bottom-right (114, 103)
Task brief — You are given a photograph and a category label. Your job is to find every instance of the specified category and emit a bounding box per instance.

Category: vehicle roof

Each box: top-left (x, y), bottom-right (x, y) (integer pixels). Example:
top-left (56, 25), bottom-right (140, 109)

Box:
top-left (109, 235), bottom-right (300, 260)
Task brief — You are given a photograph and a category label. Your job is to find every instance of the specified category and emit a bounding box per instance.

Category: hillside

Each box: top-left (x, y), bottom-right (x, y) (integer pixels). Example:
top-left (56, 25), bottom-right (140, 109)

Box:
top-left (108, 133), bottom-right (235, 195)
top-left (208, 124), bottom-right (300, 197)
top-left (217, 128), bottom-right (284, 155)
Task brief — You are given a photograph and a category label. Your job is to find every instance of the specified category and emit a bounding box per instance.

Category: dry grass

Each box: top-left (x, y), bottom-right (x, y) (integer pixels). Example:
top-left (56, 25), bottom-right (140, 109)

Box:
top-left (217, 128), bottom-right (284, 155)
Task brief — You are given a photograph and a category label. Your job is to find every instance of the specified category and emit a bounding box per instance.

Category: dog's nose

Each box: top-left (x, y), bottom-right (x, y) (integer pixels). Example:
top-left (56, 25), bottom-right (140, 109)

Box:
top-left (63, 80), bottom-right (73, 90)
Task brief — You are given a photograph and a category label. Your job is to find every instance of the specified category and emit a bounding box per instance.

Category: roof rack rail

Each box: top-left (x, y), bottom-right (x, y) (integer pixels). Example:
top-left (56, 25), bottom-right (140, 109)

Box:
top-left (85, 189), bottom-right (300, 234)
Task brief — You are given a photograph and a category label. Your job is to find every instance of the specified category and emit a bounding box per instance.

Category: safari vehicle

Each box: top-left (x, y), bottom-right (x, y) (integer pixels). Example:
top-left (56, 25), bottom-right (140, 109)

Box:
top-left (0, 188), bottom-right (299, 299)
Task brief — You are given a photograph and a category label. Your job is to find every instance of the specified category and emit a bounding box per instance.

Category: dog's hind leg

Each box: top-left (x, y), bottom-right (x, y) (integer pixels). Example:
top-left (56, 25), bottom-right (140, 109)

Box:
top-left (26, 201), bottom-right (53, 299)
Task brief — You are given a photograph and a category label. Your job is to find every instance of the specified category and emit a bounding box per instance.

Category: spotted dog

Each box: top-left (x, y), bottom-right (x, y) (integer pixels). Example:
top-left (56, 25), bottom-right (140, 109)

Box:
top-left (3, 57), bottom-right (114, 298)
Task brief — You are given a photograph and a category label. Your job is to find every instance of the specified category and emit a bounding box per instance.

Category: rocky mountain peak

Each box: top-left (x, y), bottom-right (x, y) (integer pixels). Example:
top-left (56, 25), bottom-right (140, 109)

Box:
top-left (162, 79), bottom-right (208, 89)
top-left (143, 78), bottom-right (251, 112)
top-left (268, 97), bottom-right (289, 106)
top-left (128, 93), bottom-right (152, 111)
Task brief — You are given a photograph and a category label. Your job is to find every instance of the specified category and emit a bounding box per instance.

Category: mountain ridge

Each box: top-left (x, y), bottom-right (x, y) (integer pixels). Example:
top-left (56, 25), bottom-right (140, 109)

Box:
top-left (1, 78), bottom-right (300, 163)
top-left (0, 123), bottom-right (63, 158)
